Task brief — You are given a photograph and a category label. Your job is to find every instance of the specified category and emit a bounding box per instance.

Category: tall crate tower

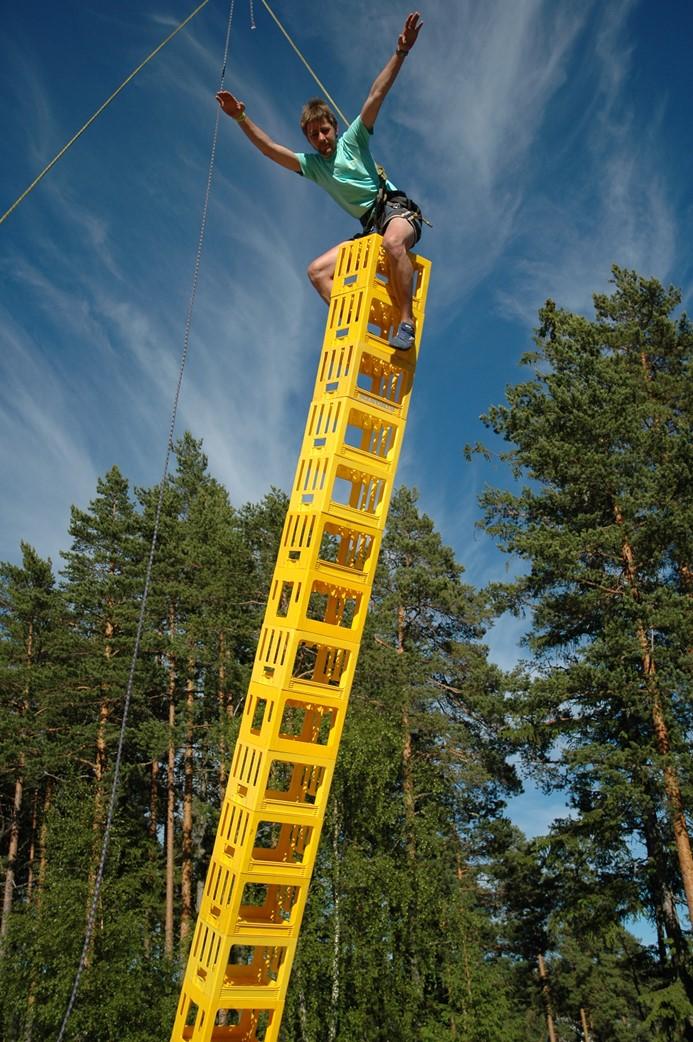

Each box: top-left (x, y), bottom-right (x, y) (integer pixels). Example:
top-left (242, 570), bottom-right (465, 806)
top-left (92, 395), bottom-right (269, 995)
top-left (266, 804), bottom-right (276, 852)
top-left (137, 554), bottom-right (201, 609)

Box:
top-left (171, 234), bottom-right (431, 1042)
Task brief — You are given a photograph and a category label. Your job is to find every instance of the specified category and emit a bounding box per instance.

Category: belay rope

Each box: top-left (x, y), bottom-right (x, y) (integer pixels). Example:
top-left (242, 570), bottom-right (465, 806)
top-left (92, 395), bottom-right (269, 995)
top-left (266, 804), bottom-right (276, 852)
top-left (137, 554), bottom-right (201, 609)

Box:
top-left (54, 1), bottom-right (237, 1038)
top-left (3, 0), bottom-right (429, 233)
top-left (256, 0), bottom-right (431, 230)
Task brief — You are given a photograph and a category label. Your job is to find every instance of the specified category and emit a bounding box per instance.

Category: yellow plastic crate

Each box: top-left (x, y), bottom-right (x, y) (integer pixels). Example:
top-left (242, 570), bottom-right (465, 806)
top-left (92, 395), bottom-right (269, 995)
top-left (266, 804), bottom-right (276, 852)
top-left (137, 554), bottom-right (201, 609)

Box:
top-left (170, 235), bottom-right (430, 1042)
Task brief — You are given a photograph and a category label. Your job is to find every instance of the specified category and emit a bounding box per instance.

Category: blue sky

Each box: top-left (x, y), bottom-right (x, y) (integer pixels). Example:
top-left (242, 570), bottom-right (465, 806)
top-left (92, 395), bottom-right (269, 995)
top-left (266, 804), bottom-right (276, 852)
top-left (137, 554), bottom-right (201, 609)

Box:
top-left (2, 1), bottom-right (692, 850)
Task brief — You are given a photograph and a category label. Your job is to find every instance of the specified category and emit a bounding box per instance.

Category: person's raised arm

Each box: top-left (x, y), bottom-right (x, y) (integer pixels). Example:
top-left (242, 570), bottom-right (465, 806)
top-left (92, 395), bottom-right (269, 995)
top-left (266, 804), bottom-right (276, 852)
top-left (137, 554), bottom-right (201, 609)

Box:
top-left (360, 11), bottom-right (422, 131)
top-left (216, 91), bottom-right (300, 173)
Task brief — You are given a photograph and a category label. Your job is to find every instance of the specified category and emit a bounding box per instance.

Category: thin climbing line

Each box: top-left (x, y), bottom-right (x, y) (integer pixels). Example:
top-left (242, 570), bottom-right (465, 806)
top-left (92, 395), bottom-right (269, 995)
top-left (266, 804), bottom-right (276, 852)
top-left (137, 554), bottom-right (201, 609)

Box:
top-left (54, 1), bottom-right (237, 1038)
top-left (259, 0), bottom-right (350, 126)
top-left (1, 0), bottom-right (211, 226)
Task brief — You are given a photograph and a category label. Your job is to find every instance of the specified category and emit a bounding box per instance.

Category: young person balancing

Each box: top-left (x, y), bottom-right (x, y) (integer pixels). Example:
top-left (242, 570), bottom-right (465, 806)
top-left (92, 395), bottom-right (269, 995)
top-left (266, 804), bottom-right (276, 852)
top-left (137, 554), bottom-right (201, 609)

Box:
top-left (216, 11), bottom-right (424, 351)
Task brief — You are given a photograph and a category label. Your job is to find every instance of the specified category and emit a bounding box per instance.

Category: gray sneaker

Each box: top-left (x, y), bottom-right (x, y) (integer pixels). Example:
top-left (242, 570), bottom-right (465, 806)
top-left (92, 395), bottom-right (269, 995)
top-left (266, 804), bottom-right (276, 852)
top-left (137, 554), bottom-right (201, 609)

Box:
top-left (389, 321), bottom-right (415, 350)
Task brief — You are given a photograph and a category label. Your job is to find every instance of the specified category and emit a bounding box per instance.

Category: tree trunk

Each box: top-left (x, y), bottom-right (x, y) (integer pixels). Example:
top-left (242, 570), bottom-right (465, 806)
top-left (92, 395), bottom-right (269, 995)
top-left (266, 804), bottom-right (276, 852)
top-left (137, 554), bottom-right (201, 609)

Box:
top-left (1, 768), bottom-right (23, 941)
top-left (88, 695), bottom-right (110, 901)
top-left (327, 803), bottom-right (342, 1042)
top-left (26, 788), bottom-right (39, 902)
top-left (165, 643), bottom-right (177, 958)
top-left (37, 782), bottom-right (51, 895)
top-left (149, 758), bottom-right (159, 842)
top-left (580, 1006), bottom-right (591, 1042)
top-left (85, 660), bottom-right (111, 954)
top-left (218, 633), bottom-right (228, 793)
top-left (180, 668), bottom-right (195, 947)
top-left (537, 954), bottom-right (558, 1042)
top-left (397, 604), bottom-right (421, 998)
top-left (402, 714), bottom-right (416, 867)
top-left (88, 617), bottom-right (113, 920)
top-left (95, 693), bottom-right (109, 784)
top-left (2, 621), bottom-right (34, 940)
top-left (142, 757), bottom-right (160, 957)
top-left (615, 507), bottom-right (693, 925)
top-left (643, 650), bottom-right (693, 926)
top-left (639, 770), bottom-right (693, 1000)
top-left (25, 782), bottom-right (51, 1042)
top-left (295, 965), bottom-right (311, 1042)
top-left (95, 617), bottom-right (113, 784)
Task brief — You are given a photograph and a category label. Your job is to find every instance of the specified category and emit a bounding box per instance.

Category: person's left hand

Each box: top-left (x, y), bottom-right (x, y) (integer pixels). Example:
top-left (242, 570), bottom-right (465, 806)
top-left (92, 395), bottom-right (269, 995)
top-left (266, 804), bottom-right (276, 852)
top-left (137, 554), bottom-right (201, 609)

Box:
top-left (398, 11), bottom-right (423, 52)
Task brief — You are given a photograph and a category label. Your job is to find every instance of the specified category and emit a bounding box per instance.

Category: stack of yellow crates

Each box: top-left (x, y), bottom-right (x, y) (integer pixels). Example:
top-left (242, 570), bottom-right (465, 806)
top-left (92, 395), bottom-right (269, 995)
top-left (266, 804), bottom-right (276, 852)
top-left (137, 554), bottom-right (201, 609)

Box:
top-left (171, 234), bottom-right (431, 1042)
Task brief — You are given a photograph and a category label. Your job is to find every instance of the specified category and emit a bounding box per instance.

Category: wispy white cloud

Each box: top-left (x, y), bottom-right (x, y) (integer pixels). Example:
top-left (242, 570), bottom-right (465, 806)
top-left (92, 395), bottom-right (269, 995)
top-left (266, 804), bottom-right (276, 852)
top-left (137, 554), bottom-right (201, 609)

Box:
top-left (379, 1), bottom-right (591, 302)
top-left (495, 166), bottom-right (676, 326)
top-left (244, 0), bottom-right (591, 312)
top-left (591, 0), bottom-right (638, 124)
top-left (0, 311), bottom-right (99, 564)
top-left (2, 0), bottom-right (687, 586)
top-left (495, 0), bottom-right (677, 324)
top-left (1, 12), bottom-right (335, 553)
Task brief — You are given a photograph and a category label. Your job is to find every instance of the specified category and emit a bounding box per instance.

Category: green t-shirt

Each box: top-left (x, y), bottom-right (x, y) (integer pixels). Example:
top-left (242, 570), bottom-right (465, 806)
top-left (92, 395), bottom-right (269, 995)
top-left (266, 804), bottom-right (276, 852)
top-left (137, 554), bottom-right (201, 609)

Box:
top-left (296, 116), bottom-right (396, 220)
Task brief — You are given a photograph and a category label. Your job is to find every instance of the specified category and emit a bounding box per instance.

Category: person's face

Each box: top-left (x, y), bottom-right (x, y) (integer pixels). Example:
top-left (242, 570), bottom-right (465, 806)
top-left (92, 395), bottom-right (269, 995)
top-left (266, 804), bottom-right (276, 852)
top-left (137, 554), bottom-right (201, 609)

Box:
top-left (305, 118), bottom-right (337, 157)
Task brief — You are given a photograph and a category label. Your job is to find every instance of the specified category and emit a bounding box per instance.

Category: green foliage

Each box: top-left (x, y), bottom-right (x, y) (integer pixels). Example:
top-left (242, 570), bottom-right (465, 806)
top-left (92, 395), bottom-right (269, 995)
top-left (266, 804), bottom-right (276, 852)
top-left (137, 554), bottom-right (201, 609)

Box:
top-left (283, 489), bottom-right (528, 1042)
top-left (476, 266), bottom-right (693, 1035)
top-left (642, 979), bottom-right (693, 1041)
top-left (2, 275), bottom-right (690, 1042)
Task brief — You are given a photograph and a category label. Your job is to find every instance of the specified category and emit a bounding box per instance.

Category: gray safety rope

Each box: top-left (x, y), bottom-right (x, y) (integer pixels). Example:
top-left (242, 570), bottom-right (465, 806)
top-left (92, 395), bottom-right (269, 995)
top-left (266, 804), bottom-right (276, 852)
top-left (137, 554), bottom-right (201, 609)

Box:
top-left (54, 1), bottom-right (237, 1038)
top-left (1, 0), bottom-right (212, 226)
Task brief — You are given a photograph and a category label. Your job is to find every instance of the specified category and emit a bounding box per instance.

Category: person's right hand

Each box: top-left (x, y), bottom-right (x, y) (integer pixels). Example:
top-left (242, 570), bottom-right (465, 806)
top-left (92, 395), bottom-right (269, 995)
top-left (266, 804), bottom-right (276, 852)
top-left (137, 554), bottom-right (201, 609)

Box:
top-left (216, 91), bottom-right (245, 119)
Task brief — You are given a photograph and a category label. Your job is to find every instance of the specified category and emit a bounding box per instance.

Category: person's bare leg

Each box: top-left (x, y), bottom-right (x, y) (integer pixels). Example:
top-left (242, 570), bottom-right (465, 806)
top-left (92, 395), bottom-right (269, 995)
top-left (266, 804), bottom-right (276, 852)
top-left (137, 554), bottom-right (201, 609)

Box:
top-left (382, 218), bottom-right (417, 325)
top-left (307, 242), bottom-right (347, 304)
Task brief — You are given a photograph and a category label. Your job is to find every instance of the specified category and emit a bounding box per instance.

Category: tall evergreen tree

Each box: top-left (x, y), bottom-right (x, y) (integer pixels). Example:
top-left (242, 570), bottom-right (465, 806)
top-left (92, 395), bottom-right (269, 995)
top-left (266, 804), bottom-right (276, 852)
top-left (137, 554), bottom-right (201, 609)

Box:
top-left (136, 438), bottom-right (287, 958)
top-left (61, 465), bottom-right (145, 799)
top-left (9, 410), bottom-right (689, 1037)
top-left (0, 544), bottom-right (64, 941)
top-left (285, 487), bottom-right (525, 1042)
top-left (475, 267), bottom-right (693, 1025)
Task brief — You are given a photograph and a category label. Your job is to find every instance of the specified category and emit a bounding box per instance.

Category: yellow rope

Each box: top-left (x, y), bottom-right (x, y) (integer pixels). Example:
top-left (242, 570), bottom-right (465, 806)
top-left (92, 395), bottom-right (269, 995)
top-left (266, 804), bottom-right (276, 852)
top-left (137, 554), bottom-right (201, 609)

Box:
top-left (0, 0), bottom-right (211, 226)
top-left (259, 0), bottom-right (350, 126)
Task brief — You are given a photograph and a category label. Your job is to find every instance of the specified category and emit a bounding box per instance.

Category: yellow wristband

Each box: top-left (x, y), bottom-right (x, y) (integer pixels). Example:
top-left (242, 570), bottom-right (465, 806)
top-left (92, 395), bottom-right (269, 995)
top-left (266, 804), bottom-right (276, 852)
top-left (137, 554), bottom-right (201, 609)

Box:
top-left (234, 111), bottom-right (247, 123)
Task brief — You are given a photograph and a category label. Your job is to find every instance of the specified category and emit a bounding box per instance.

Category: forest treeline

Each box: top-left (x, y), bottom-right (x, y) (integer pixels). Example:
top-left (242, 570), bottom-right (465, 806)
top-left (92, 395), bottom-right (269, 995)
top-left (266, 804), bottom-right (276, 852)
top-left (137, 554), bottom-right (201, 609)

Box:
top-left (1, 269), bottom-right (691, 1041)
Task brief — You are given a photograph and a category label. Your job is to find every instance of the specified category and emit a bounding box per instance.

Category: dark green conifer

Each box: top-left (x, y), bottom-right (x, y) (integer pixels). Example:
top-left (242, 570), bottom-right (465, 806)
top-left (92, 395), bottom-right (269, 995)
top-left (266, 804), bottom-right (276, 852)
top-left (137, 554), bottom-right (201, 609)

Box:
top-left (285, 487), bottom-right (525, 1042)
top-left (476, 267), bottom-right (693, 1029)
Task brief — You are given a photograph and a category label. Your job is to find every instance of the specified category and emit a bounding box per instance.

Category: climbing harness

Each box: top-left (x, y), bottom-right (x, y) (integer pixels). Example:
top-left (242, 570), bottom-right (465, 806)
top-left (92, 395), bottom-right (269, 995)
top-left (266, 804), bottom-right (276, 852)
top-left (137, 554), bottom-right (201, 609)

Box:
top-left (4, 0), bottom-right (430, 238)
top-left (260, 0), bottom-right (430, 234)
top-left (358, 167), bottom-right (430, 240)
top-left (360, 185), bottom-right (424, 240)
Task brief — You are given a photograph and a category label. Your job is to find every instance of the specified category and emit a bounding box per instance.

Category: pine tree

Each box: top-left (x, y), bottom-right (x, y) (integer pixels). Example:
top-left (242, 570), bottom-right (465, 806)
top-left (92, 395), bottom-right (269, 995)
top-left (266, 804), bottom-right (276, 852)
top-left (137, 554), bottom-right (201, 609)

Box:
top-left (61, 465), bottom-right (145, 807)
top-left (0, 469), bottom-right (172, 1040)
top-left (284, 487), bottom-right (525, 1042)
top-left (475, 267), bottom-right (693, 1025)
top-left (137, 438), bottom-right (287, 959)
top-left (0, 544), bottom-right (64, 942)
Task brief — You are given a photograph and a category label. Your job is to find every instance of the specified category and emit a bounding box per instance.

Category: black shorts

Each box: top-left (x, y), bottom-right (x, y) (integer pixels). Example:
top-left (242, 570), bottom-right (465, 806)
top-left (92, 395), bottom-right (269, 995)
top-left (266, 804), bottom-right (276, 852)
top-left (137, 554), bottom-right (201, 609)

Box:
top-left (376, 192), bottom-right (423, 244)
top-left (357, 191), bottom-right (423, 244)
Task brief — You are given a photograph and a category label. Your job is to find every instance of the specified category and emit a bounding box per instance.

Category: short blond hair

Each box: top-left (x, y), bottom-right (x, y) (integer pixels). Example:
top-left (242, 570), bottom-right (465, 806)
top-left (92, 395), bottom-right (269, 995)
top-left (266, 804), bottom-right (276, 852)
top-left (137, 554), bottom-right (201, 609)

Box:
top-left (299, 98), bottom-right (337, 137)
